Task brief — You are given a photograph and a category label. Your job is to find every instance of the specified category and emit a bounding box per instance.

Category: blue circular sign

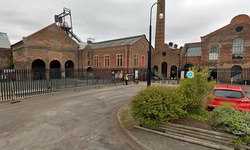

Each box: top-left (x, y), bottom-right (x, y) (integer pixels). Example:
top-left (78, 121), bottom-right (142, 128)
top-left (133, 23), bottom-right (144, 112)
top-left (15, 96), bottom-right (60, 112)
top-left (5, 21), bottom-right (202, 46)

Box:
top-left (187, 71), bottom-right (194, 78)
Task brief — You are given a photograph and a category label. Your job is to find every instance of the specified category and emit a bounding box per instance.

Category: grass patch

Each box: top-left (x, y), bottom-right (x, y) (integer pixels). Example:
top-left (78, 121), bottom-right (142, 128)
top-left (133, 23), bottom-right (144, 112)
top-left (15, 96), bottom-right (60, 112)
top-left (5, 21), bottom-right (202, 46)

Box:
top-left (186, 110), bottom-right (212, 122)
top-left (119, 106), bottom-right (139, 128)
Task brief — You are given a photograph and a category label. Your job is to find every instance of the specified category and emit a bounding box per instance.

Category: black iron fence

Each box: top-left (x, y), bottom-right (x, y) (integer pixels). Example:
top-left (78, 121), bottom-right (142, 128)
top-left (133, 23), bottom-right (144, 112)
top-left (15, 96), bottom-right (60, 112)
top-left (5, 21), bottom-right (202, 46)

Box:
top-left (211, 68), bottom-right (250, 84)
top-left (3, 67), bottom-right (250, 101)
top-left (0, 68), bottom-right (147, 101)
top-left (0, 77), bottom-right (124, 101)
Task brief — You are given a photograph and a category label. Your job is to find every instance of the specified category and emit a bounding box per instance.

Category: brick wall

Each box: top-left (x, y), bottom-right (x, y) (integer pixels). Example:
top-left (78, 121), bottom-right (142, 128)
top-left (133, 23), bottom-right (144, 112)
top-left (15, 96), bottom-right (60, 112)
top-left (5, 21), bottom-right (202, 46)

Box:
top-left (189, 14), bottom-right (250, 82)
top-left (0, 48), bottom-right (11, 68)
top-left (152, 43), bottom-right (181, 79)
top-left (81, 36), bottom-right (149, 75)
top-left (12, 23), bottom-right (79, 70)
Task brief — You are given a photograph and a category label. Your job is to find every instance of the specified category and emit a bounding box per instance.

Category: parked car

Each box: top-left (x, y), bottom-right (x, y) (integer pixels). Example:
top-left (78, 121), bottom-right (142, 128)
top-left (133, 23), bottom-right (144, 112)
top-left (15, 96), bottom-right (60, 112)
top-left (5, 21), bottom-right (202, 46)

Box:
top-left (206, 84), bottom-right (250, 112)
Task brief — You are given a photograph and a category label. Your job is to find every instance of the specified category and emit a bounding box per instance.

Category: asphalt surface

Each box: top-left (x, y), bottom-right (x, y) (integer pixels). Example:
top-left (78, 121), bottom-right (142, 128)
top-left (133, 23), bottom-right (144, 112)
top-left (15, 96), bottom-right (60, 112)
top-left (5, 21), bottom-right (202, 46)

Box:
top-left (0, 84), bottom-right (143, 150)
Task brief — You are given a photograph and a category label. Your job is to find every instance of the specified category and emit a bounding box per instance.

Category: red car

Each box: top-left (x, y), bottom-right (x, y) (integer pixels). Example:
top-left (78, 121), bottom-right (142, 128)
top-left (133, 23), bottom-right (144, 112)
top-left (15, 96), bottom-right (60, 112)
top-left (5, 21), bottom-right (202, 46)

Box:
top-left (207, 84), bottom-right (250, 112)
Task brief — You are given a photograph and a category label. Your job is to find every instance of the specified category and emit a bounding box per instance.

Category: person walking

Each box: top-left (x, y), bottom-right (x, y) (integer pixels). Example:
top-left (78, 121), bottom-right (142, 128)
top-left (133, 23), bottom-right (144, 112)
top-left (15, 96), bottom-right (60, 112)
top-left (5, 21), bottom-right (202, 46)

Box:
top-left (124, 75), bottom-right (129, 85)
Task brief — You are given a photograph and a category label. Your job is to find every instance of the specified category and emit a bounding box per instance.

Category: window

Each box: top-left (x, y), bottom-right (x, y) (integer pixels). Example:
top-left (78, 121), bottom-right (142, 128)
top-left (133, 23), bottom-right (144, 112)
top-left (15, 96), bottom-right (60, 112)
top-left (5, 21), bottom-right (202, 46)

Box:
top-left (141, 56), bottom-right (145, 68)
top-left (134, 54), bottom-right (139, 67)
top-left (116, 54), bottom-right (123, 66)
top-left (232, 38), bottom-right (244, 59)
top-left (104, 54), bottom-right (110, 67)
top-left (213, 90), bottom-right (244, 99)
top-left (94, 55), bottom-right (99, 66)
top-left (235, 26), bottom-right (243, 32)
top-left (209, 45), bottom-right (218, 60)
top-left (185, 46), bottom-right (201, 56)
top-left (231, 65), bottom-right (242, 81)
top-left (162, 52), bottom-right (166, 56)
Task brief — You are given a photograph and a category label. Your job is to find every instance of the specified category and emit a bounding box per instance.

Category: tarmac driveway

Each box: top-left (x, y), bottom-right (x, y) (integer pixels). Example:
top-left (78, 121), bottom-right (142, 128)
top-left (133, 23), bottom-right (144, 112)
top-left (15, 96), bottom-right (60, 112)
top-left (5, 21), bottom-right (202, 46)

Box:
top-left (0, 85), bottom-right (143, 150)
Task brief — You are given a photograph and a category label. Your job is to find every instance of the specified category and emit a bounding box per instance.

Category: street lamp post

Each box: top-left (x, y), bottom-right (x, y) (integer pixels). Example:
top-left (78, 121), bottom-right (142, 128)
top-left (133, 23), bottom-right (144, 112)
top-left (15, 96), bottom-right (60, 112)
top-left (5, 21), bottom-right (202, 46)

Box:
top-left (147, 2), bottom-right (164, 86)
top-left (185, 45), bottom-right (189, 70)
top-left (178, 53), bottom-right (180, 83)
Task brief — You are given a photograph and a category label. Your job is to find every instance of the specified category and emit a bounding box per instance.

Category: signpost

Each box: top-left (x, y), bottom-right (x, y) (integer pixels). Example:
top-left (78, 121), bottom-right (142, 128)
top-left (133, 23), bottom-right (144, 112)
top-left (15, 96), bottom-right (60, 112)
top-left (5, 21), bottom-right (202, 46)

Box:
top-left (186, 71), bottom-right (194, 78)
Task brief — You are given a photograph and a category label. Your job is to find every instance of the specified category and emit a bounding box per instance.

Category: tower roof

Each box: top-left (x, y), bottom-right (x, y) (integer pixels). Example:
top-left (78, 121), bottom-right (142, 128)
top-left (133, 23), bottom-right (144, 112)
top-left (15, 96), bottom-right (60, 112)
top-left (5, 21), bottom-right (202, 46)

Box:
top-left (0, 32), bottom-right (11, 48)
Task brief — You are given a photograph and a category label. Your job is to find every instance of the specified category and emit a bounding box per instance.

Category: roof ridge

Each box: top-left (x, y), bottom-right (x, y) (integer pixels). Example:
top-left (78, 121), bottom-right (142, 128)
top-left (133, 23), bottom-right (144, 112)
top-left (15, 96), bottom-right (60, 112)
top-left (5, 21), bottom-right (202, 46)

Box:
top-left (93, 34), bottom-right (145, 44)
top-left (90, 34), bottom-right (146, 49)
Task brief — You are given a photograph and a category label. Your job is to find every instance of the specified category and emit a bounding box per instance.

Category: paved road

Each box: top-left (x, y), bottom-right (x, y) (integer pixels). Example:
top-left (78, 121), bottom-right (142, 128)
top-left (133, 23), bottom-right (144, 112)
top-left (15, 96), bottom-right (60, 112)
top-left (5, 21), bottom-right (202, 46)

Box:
top-left (0, 84), bottom-right (144, 150)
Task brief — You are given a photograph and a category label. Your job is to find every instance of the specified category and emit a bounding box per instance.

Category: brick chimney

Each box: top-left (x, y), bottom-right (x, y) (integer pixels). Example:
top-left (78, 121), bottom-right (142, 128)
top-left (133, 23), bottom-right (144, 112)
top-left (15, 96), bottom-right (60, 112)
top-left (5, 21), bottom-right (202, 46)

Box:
top-left (155, 0), bottom-right (165, 51)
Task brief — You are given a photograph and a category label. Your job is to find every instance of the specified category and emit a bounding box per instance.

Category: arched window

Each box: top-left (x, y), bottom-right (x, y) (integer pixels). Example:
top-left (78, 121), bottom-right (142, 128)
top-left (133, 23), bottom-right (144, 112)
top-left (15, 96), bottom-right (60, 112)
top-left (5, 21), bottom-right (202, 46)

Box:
top-left (161, 62), bottom-right (167, 77)
top-left (231, 65), bottom-right (242, 82)
top-left (209, 45), bottom-right (218, 60)
top-left (232, 38), bottom-right (244, 59)
top-left (170, 66), bottom-right (177, 79)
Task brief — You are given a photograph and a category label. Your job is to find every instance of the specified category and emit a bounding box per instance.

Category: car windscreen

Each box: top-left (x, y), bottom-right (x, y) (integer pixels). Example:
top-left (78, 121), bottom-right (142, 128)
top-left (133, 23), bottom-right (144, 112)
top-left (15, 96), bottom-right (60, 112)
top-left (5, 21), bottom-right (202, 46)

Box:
top-left (213, 89), bottom-right (244, 99)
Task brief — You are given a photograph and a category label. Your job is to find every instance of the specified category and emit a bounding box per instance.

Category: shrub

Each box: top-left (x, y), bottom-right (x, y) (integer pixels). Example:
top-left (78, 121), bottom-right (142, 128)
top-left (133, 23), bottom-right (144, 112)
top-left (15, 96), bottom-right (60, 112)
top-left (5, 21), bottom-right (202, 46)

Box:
top-left (210, 106), bottom-right (250, 135)
top-left (178, 67), bottom-right (216, 113)
top-left (130, 86), bottom-right (186, 127)
top-left (209, 106), bottom-right (250, 147)
top-left (130, 67), bottom-right (216, 128)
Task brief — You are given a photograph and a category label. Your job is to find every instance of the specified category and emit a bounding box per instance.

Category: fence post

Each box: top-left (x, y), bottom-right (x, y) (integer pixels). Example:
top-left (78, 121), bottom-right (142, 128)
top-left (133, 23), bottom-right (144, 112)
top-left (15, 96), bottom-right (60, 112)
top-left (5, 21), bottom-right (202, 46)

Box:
top-left (10, 80), bottom-right (20, 104)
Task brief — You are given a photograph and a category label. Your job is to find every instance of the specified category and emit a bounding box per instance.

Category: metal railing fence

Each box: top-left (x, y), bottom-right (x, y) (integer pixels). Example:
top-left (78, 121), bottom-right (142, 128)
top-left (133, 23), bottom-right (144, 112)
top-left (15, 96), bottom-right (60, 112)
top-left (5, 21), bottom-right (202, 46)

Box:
top-left (0, 68), bottom-right (146, 101)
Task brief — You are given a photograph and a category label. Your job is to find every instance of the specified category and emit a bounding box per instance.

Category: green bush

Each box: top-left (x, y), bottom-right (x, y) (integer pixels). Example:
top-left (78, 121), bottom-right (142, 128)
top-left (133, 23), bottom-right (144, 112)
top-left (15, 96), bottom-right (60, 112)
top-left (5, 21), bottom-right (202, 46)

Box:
top-left (130, 67), bottom-right (215, 128)
top-left (130, 86), bottom-right (186, 127)
top-left (209, 106), bottom-right (250, 147)
top-left (178, 67), bottom-right (216, 113)
top-left (210, 106), bottom-right (250, 135)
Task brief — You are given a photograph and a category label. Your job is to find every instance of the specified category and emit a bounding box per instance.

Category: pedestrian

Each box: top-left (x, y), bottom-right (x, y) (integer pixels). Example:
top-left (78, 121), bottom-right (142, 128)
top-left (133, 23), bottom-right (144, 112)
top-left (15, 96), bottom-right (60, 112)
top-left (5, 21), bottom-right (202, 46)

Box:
top-left (124, 75), bottom-right (129, 85)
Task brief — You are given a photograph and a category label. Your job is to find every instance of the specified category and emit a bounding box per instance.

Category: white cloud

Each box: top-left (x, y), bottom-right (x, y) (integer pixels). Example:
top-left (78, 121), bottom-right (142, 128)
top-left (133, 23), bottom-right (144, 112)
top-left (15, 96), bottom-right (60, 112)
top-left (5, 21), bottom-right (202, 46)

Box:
top-left (1, 0), bottom-right (250, 47)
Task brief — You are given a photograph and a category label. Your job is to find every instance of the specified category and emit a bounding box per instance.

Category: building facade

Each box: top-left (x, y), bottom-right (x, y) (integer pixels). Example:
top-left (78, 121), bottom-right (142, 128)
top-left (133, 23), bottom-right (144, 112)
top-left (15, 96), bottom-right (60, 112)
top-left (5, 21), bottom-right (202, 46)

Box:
top-left (11, 23), bottom-right (149, 80)
top-left (152, 0), bottom-right (250, 83)
top-left (79, 35), bottom-right (149, 79)
top-left (11, 23), bottom-right (79, 79)
top-left (6, 0), bottom-right (250, 83)
top-left (182, 14), bottom-right (250, 83)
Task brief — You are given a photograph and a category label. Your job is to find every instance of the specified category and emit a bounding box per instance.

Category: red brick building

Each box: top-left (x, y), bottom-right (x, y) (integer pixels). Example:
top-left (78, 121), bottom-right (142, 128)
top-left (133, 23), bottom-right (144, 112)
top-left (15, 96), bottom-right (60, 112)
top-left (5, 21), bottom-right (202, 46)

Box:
top-left (12, 23), bottom-right (79, 79)
top-left (11, 23), bottom-right (149, 80)
top-left (8, 0), bottom-right (250, 83)
top-left (79, 35), bottom-right (149, 79)
top-left (152, 0), bottom-right (250, 83)
top-left (182, 14), bottom-right (250, 83)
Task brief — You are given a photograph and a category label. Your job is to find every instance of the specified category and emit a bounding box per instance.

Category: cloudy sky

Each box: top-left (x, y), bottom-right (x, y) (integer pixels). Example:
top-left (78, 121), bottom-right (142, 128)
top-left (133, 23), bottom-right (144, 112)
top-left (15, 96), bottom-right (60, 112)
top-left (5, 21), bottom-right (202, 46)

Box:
top-left (1, 0), bottom-right (250, 47)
